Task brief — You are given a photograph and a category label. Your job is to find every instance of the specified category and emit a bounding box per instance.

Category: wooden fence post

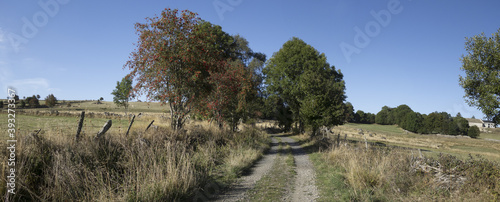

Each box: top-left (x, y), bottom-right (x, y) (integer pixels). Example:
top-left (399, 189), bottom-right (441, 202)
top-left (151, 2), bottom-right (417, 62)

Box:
top-left (96, 120), bottom-right (112, 139)
top-left (126, 115), bottom-right (136, 136)
top-left (76, 111), bottom-right (85, 141)
top-left (337, 133), bottom-right (340, 148)
top-left (364, 135), bottom-right (368, 150)
top-left (145, 120), bottom-right (154, 131)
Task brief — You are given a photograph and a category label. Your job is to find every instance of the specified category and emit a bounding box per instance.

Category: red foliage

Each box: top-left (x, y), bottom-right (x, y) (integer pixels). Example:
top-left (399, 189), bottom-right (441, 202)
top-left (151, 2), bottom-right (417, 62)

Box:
top-left (124, 8), bottom-right (254, 130)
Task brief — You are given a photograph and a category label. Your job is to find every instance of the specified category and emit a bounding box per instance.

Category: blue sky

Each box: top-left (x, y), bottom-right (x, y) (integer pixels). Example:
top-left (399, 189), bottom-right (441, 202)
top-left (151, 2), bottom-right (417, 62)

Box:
top-left (1, 0), bottom-right (499, 118)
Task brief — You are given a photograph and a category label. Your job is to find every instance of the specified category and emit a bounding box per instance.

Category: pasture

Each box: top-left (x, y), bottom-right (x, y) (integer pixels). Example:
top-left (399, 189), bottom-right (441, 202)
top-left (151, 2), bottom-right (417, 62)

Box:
top-left (331, 123), bottom-right (500, 162)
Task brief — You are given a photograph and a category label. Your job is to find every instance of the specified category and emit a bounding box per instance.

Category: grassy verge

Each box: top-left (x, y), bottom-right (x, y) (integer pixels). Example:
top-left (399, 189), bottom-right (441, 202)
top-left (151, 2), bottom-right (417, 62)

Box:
top-left (333, 123), bottom-right (500, 162)
top-left (0, 123), bottom-right (269, 201)
top-left (291, 131), bottom-right (500, 201)
top-left (246, 137), bottom-right (296, 201)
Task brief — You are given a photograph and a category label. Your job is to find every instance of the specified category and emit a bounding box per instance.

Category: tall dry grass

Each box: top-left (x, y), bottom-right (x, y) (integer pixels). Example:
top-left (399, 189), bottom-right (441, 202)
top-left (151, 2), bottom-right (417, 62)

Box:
top-left (1, 125), bottom-right (268, 201)
top-left (323, 143), bottom-right (500, 201)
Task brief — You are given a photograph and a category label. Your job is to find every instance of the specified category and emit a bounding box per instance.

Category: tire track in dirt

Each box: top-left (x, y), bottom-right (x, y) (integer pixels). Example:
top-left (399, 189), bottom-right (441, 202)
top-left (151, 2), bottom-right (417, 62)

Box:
top-left (215, 136), bottom-right (279, 202)
top-left (280, 136), bottom-right (319, 202)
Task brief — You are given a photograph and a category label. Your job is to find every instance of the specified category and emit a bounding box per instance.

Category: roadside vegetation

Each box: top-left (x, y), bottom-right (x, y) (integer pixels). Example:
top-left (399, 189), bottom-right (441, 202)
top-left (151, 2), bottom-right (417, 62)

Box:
top-left (0, 114), bottom-right (269, 201)
top-left (246, 137), bottom-right (295, 201)
top-left (295, 131), bottom-right (500, 201)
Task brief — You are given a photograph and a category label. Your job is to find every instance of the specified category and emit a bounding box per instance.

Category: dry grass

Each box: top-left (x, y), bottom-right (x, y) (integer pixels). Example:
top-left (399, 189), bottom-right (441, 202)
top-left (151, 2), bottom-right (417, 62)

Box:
top-left (0, 113), bottom-right (269, 201)
top-left (320, 141), bottom-right (500, 201)
top-left (331, 123), bottom-right (500, 162)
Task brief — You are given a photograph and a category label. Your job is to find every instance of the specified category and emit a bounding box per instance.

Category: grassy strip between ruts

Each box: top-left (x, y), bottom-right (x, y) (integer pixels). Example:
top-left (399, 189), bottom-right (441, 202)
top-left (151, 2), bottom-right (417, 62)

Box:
top-left (245, 137), bottom-right (296, 201)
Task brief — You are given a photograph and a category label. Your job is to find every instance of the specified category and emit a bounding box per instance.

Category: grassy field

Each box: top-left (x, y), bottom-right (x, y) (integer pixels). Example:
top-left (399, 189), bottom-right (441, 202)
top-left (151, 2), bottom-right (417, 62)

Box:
top-left (331, 123), bottom-right (500, 162)
top-left (1, 100), bottom-right (168, 113)
top-left (0, 106), bottom-right (270, 201)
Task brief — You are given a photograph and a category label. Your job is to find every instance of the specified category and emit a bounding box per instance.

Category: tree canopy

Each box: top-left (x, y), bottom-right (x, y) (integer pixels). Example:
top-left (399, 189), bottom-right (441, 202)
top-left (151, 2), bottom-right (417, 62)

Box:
top-left (125, 9), bottom-right (264, 130)
top-left (111, 76), bottom-right (133, 111)
top-left (459, 28), bottom-right (500, 124)
top-left (263, 37), bottom-right (346, 134)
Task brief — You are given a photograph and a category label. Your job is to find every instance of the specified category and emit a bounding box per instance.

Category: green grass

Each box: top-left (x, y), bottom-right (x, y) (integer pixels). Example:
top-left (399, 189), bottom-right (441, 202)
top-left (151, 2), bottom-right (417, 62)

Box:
top-left (3, 100), bottom-right (169, 113)
top-left (345, 123), bottom-right (405, 135)
top-left (246, 138), bottom-right (295, 201)
top-left (0, 114), bottom-right (147, 145)
top-left (337, 123), bottom-right (500, 162)
top-left (309, 152), bottom-right (351, 201)
top-left (480, 131), bottom-right (500, 141)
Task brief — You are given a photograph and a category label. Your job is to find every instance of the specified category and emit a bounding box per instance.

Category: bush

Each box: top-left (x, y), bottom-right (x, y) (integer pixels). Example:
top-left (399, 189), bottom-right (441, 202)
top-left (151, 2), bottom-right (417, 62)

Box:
top-left (19, 100), bottom-right (26, 108)
top-left (45, 94), bottom-right (57, 107)
top-left (6, 125), bottom-right (268, 201)
top-left (26, 96), bottom-right (40, 108)
top-left (468, 125), bottom-right (480, 138)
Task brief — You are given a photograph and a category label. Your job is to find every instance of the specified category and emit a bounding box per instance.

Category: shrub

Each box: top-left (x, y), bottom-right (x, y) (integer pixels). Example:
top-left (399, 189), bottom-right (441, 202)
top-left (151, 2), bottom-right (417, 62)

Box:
top-left (468, 125), bottom-right (480, 138)
top-left (45, 94), bottom-right (57, 107)
top-left (26, 96), bottom-right (40, 108)
top-left (19, 100), bottom-right (26, 108)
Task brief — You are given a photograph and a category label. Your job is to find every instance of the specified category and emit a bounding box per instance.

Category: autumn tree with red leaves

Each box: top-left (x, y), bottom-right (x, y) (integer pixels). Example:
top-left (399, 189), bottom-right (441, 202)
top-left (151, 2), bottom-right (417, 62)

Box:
top-left (125, 9), bottom-right (230, 130)
top-left (125, 8), bottom-right (262, 131)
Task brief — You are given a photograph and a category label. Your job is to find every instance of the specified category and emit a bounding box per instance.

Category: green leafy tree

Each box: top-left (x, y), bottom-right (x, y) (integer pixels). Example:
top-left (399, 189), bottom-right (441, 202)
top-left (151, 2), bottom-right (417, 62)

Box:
top-left (0, 100), bottom-right (3, 108)
top-left (45, 94), bottom-right (57, 107)
top-left (401, 112), bottom-right (424, 133)
top-left (19, 100), bottom-right (26, 108)
top-left (459, 28), bottom-right (500, 124)
top-left (376, 106), bottom-right (392, 125)
top-left (111, 77), bottom-right (133, 112)
top-left (468, 125), bottom-right (480, 138)
top-left (125, 9), bottom-right (224, 130)
top-left (454, 116), bottom-right (470, 136)
top-left (26, 95), bottom-right (40, 108)
top-left (264, 37), bottom-right (346, 134)
top-left (344, 102), bottom-right (355, 122)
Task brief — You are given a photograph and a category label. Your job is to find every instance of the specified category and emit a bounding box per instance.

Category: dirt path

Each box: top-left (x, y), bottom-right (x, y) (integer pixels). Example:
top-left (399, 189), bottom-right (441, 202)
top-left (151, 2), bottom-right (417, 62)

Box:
top-left (215, 136), bottom-right (279, 201)
top-left (215, 133), bottom-right (319, 202)
top-left (281, 136), bottom-right (319, 202)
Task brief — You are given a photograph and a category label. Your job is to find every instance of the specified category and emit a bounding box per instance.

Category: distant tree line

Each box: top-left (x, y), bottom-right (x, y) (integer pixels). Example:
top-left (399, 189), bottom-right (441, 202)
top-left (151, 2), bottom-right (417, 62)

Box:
top-left (5, 94), bottom-right (58, 108)
top-left (342, 103), bottom-right (479, 138)
top-left (374, 104), bottom-right (479, 137)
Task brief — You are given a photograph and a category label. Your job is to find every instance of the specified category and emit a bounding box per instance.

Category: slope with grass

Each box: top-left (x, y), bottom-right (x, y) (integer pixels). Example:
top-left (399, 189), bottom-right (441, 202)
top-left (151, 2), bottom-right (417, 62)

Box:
top-left (332, 123), bottom-right (500, 162)
top-left (0, 113), bottom-right (269, 201)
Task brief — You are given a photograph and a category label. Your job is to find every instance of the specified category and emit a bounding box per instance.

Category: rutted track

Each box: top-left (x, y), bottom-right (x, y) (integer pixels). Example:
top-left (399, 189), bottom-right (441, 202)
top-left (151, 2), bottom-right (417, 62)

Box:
top-left (215, 132), bottom-right (319, 202)
top-left (215, 136), bottom-right (279, 201)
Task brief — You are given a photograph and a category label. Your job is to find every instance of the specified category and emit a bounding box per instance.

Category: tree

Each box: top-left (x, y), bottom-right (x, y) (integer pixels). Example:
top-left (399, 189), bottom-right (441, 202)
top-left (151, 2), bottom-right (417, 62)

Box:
top-left (0, 100), bottom-right (3, 108)
top-left (26, 95), bottom-right (40, 108)
top-left (112, 77), bottom-right (133, 112)
top-left (468, 125), bottom-right (480, 138)
top-left (19, 100), bottom-right (26, 108)
top-left (344, 102), bottom-right (355, 122)
top-left (45, 94), bottom-right (57, 107)
top-left (401, 112), bottom-right (424, 133)
top-left (99, 97), bottom-right (104, 101)
top-left (264, 37), bottom-right (346, 134)
top-left (459, 28), bottom-right (500, 124)
top-left (454, 116), bottom-right (470, 136)
top-left (354, 110), bottom-right (365, 123)
top-left (125, 9), bottom-right (248, 130)
top-left (36, 94), bottom-right (41, 99)
top-left (376, 106), bottom-right (389, 125)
